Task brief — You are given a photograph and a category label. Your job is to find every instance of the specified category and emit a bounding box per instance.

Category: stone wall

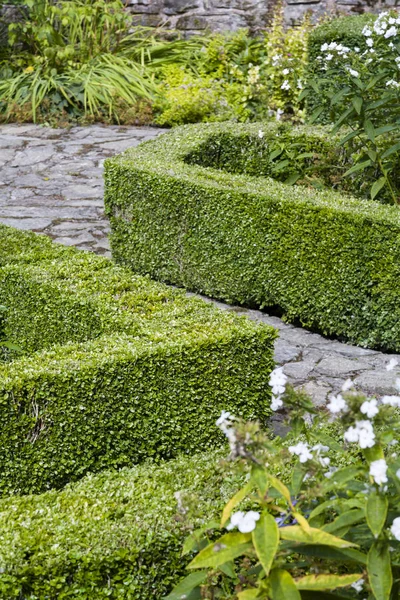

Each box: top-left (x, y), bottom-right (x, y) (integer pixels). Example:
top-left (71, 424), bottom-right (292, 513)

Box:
top-left (126, 0), bottom-right (400, 33)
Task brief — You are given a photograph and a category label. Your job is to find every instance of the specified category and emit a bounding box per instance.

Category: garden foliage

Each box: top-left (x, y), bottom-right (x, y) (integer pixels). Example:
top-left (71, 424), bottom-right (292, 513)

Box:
top-left (0, 225), bottom-right (275, 496)
top-left (169, 367), bottom-right (400, 600)
top-left (104, 122), bottom-right (400, 351)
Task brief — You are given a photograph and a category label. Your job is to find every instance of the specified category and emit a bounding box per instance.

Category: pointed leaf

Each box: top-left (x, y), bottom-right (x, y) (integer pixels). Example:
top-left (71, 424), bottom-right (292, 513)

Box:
top-left (366, 493), bottom-right (388, 536)
top-left (352, 96), bottom-right (363, 114)
top-left (237, 590), bottom-right (259, 600)
top-left (290, 462), bottom-right (305, 496)
top-left (381, 141), bottom-right (400, 159)
top-left (322, 509), bottom-right (365, 534)
top-left (251, 465), bottom-right (269, 496)
top-left (269, 569), bottom-right (301, 600)
top-left (367, 542), bottom-right (392, 600)
top-left (364, 119), bottom-right (375, 142)
top-left (163, 571), bottom-right (208, 600)
top-left (295, 573), bottom-right (361, 591)
top-left (219, 561), bottom-right (236, 578)
top-left (298, 544), bottom-right (367, 565)
top-left (221, 482), bottom-right (253, 527)
top-left (322, 465), bottom-right (362, 492)
top-left (182, 521), bottom-right (220, 555)
top-left (252, 512), bottom-right (279, 576)
top-left (267, 475), bottom-right (293, 508)
top-left (188, 532), bottom-right (251, 570)
top-left (370, 177), bottom-right (386, 200)
top-left (343, 159), bottom-right (372, 178)
top-left (293, 512), bottom-right (311, 534)
top-left (279, 525), bottom-right (357, 548)
top-left (309, 106), bottom-right (324, 124)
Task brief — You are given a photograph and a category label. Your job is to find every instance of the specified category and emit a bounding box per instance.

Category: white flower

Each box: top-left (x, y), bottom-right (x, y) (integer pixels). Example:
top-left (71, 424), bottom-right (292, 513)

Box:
top-left (351, 578), bottom-right (364, 593)
top-left (381, 395), bottom-right (400, 407)
top-left (396, 468), bottom-right (400, 480)
top-left (269, 367), bottom-right (287, 396)
top-left (321, 43), bottom-right (328, 51)
top-left (355, 46), bottom-right (360, 53)
top-left (271, 396), bottom-right (283, 411)
top-left (391, 517), bottom-right (400, 541)
top-left (276, 108), bottom-right (284, 121)
top-left (370, 459), bottom-right (388, 485)
top-left (363, 26), bottom-right (372, 37)
top-left (360, 399), bottom-right (379, 419)
top-left (385, 26), bottom-right (397, 39)
top-left (342, 378), bottom-right (354, 392)
top-left (327, 394), bottom-right (348, 414)
top-left (326, 53), bottom-right (333, 61)
top-left (227, 510), bottom-right (260, 533)
top-left (386, 358), bottom-right (398, 371)
top-left (366, 38), bottom-right (374, 48)
top-left (281, 80), bottom-right (290, 90)
top-left (289, 442), bottom-right (313, 463)
top-left (216, 410), bottom-right (233, 428)
top-left (344, 420), bottom-right (375, 448)
top-left (258, 129), bottom-right (264, 139)
top-left (216, 410), bottom-right (237, 452)
top-left (347, 68), bottom-right (359, 78)
top-left (282, 68), bottom-right (290, 75)
top-left (386, 79), bottom-right (400, 89)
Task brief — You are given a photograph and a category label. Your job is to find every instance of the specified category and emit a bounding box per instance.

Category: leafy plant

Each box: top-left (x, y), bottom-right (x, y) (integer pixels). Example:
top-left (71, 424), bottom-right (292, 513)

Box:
top-left (167, 364), bottom-right (400, 599)
top-left (0, 0), bottom-right (202, 123)
top-left (303, 11), bottom-right (400, 204)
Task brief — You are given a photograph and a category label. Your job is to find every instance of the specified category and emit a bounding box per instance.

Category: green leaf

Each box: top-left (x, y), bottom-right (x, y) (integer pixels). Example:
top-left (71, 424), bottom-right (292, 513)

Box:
top-left (251, 465), bottom-right (269, 496)
top-left (182, 521), bottom-right (220, 555)
top-left (295, 573), bottom-right (361, 591)
top-left (267, 475), bottom-right (293, 508)
top-left (322, 509), bottom-right (364, 534)
top-left (269, 148), bottom-right (283, 161)
top-left (364, 119), bottom-right (375, 142)
top-left (308, 430), bottom-right (344, 454)
top-left (367, 542), bottom-right (392, 600)
top-left (163, 571), bottom-right (208, 600)
top-left (219, 561), bottom-right (236, 578)
top-left (237, 590), bottom-right (259, 600)
top-left (309, 106), bottom-right (324, 124)
top-left (221, 482), bottom-right (253, 527)
top-left (381, 141), bottom-right (400, 159)
top-left (343, 159), bottom-right (373, 178)
top-left (269, 569), bottom-right (301, 600)
top-left (339, 130), bottom-right (359, 146)
top-left (252, 512), bottom-right (279, 576)
top-left (352, 96), bottom-right (363, 115)
top-left (321, 466), bottom-right (362, 492)
top-left (298, 545), bottom-right (367, 565)
top-left (299, 592), bottom-right (357, 599)
top-left (367, 493), bottom-right (388, 536)
top-left (188, 532), bottom-right (252, 570)
top-left (370, 177), bottom-right (387, 200)
top-left (290, 462), bottom-right (305, 496)
top-left (279, 525), bottom-right (357, 548)
top-left (285, 173), bottom-right (301, 186)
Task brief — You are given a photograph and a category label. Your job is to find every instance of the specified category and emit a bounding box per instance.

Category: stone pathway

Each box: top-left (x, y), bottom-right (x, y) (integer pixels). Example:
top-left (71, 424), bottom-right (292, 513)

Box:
top-left (1, 123), bottom-right (398, 409)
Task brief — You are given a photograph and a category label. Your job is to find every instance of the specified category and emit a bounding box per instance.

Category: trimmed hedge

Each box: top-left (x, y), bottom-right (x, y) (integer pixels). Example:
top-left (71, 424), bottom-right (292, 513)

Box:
top-left (0, 225), bottom-right (276, 496)
top-left (104, 122), bottom-right (400, 352)
top-left (306, 14), bottom-right (375, 122)
top-left (0, 450), bottom-right (244, 599)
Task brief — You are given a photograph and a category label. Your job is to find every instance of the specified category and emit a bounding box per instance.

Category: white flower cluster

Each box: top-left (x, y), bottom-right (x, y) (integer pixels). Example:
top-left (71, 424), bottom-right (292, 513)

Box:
top-left (320, 41), bottom-right (350, 57)
top-left (367, 12), bottom-right (400, 38)
top-left (344, 419), bottom-right (376, 448)
top-left (227, 510), bottom-right (260, 533)
top-left (351, 578), bottom-right (364, 593)
top-left (289, 441), bottom-right (313, 463)
top-left (281, 80), bottom-right (290, 91)
top-left (269, 367), bottom-right (287, 411)
top-left (327, 393), bottom-right (348, 414)
top-left (391, 516), bottom-right (400, 541)
top-left (216, 410), bottom-right (237, 453)
top-left (369, 458), bottom-right (388, 486)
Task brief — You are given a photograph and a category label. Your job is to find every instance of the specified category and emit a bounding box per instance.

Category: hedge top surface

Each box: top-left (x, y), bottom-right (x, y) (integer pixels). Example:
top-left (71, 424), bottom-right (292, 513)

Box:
top-left (0, 224), bottom-right (273, 363)
top-left (104, 122), bottom-right (400, 228)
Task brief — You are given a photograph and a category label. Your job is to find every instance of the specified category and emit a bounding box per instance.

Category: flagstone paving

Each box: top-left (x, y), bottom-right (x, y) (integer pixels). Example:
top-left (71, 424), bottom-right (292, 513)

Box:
top-left (1, 123), bottom-right (398, 415)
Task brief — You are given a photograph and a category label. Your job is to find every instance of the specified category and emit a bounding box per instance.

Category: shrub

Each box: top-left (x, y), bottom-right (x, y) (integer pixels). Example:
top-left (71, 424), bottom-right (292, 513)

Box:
top-left (104, 121), bottom-right (400, 351)
top-left (0, 225), bottom-right (276, 496)
top-left (306, 13), bottom-right (375, 122)
top-left (303, 10), bottom-right (400, 205)
top-left (0, 450), bottom-right (246, 598)
top-left (169, 367), bottom-right (400, 600)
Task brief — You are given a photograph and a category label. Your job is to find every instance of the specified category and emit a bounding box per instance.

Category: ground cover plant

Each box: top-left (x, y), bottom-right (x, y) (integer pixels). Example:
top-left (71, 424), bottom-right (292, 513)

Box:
top-left (168, 366), bottom-right (400, 600)
top-left (104, 121), bottom-right (400, 352)
top-left (0, 225), bottom-right (276, 497)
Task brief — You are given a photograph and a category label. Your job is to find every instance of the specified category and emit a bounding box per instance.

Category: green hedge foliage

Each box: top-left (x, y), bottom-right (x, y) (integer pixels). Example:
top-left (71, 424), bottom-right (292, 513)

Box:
top-left (0, 450), bottom-right (244, 599)
top-left (0, 225), bottom-right (276, 497)
top-left (104, 122), bottom-right (400, 352)
top-left (306, 13), bottom-right (376, 122)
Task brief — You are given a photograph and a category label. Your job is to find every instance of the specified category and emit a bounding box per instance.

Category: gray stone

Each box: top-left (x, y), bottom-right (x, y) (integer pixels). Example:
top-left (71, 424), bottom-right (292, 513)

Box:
top-left (274, 339), bottom-right (301, 364)
top-left (315, 356), bottom-right (370, 377)
top-left (176, 14), bottom-right (208, 29)
top-left (298, 380), bottom-right (332, 408)
top-left (284, 360), bottom-right (316, 382)
top-left (0, 218), bottom-right (52, 231)
top-left (354, 371), bottom-right (400, 396)
top-left (164, 0), bottom-right (201, 14)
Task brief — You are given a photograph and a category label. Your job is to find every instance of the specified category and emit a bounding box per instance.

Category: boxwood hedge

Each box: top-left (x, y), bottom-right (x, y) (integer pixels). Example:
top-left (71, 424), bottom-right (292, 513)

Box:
top-left (0, 225), bottom-right (276, 497)
top-left (0, 450), bottom-right (244, 599)
top-left (104, 122), bottom-right (400, 352)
